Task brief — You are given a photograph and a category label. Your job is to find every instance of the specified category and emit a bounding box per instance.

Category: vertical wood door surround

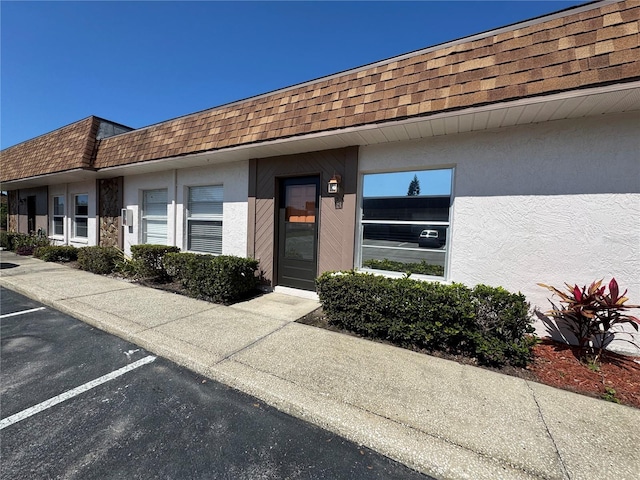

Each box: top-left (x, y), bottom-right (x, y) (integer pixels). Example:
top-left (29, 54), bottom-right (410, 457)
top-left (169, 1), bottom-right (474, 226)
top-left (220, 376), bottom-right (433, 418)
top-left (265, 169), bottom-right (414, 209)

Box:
top-left (248, 147), bottom-right (358, 289)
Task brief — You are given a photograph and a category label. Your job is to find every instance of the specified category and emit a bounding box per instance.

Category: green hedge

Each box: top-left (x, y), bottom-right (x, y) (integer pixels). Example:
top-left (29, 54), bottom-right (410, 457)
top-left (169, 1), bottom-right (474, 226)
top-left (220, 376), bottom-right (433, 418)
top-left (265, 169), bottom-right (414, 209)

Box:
top-left (164, 252), bottom-right (259, 304)
top-left (316, 271), bottom-right (536, 367)
top-left (163, 252), bottom-right (200, 280)
top-left (2, 232), bottom-right (50, 253)
top-left (0, 201), bottom-right (7, 230)
top-left (130, 244), bottom-right (181, 280)
top-left (77, 246), bottom-right (122, 275)
top-left (34, 245), bottom-right (78, 262)
top-left (0, 231), bottom-right (11, 250)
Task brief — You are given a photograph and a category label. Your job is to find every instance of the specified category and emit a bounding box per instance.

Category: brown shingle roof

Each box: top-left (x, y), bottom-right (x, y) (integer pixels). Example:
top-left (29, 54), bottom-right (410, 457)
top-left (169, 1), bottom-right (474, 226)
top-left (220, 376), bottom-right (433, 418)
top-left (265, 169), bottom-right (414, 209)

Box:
top-left (94, 1), bottom-right (639, 170)
top-left (1, 116), bottom-right (99, 182)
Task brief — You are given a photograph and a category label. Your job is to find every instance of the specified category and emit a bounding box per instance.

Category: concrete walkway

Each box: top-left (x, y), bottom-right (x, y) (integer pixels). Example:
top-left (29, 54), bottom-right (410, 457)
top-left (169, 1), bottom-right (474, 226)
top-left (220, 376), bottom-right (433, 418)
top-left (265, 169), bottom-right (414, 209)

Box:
top-left (1, 252), bottom-right (638, 480)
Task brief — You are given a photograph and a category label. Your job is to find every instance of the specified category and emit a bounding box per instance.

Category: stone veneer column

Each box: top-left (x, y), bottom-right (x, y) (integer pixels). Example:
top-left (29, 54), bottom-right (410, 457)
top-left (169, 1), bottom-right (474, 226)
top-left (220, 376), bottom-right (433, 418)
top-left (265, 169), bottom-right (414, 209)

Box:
top-left (8, 190), bottom-right (18, 232)
top-left (98, 177), bottom-right (123, 248)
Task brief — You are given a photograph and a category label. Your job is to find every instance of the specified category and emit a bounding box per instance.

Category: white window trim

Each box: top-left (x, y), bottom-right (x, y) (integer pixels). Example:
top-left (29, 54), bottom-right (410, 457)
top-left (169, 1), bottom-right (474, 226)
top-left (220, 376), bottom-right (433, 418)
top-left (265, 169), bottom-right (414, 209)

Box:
top-left (356, 167), bottom-right (455, 281)
top-left (185, 184), bottom-right (223, 255)
top-left (50, 195), bottom-right (65, 239)
top-left (72, 193), bottom-right (89, 241)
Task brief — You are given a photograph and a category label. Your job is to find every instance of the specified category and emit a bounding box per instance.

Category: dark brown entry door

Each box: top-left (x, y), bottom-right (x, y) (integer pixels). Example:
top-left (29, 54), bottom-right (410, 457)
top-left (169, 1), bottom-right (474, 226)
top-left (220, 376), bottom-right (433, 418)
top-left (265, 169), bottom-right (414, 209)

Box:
top-left (277, 176), bottom-right (320, 291)
top-left (27, 196), bottom-right (36, 234)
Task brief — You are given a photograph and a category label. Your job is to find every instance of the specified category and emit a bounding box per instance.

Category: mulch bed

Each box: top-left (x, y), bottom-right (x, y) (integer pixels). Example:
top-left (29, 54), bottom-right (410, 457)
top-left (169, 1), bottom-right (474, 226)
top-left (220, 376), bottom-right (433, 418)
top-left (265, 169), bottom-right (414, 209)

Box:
top-left (297, 307), bottom-right (640, 409)
top-left (529, 339), bottom-right (640, 408)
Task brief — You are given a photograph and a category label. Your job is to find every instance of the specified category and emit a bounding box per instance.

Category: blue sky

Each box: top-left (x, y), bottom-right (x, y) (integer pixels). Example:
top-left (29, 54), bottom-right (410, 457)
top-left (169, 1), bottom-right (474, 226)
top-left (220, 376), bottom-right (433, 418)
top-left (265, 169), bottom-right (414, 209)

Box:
top-left (364, 169), bottom-right (452, 197)
top-left (1, 1), bottom-right (586, 150)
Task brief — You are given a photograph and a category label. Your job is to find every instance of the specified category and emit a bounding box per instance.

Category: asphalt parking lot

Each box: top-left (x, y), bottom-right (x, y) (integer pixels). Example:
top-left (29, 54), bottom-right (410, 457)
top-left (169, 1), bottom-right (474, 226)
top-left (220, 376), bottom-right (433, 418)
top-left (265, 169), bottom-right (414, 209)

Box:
top-left (0, 287), bottom-right (431, 479)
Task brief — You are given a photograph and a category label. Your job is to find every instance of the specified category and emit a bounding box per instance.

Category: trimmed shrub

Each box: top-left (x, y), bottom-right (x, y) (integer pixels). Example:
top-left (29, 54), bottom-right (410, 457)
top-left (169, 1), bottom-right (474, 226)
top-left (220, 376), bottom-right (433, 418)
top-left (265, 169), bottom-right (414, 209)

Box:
top-left (0, 201), bottom-right (7, 230)
top-left (15, 245), bottom-right (36, 256)
top-left (130, 244), bottom-right (180, 280)
top-left (7, 233), bottom-right (49, 254)
top-left (164, 252), bottom-right (259, 304)
top-left (77, 246), bottom-right (122, 275)
top-left (316, 271), bottom-right (535, 367)
top-left (471, 284), bottom-right (536, 367)
top-left (163, 252), bottom-right (200, 281)
top-left (34, 245), bottom-right (78, 262)
top-left (0, 231), bottom-right (11, 250)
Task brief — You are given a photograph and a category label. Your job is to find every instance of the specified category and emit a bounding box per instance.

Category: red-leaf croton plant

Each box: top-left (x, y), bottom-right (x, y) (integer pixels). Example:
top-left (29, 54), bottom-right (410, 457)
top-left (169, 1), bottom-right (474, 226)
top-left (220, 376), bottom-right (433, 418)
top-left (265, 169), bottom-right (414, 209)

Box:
top-left (538, 278), bottom-right (640, 362)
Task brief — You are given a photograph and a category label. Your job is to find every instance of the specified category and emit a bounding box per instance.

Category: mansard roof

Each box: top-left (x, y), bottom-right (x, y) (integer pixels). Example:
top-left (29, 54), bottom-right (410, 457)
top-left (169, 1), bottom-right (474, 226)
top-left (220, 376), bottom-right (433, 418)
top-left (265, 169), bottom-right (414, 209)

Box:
top-left (1, 117), bottom-right (100, 182)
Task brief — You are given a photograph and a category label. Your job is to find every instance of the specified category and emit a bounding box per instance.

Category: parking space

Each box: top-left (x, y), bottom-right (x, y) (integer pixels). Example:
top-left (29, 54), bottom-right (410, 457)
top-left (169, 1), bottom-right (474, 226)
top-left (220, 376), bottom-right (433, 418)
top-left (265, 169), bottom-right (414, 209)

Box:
top-left (1, 288), bottom-right (150, 418)
top-left (1, 287), bottom-right (431, 479)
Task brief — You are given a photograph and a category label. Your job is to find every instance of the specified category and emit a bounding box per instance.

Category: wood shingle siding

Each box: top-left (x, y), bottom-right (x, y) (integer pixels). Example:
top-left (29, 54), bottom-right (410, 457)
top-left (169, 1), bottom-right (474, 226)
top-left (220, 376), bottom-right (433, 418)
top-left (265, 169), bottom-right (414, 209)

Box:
top-left (1, 116), bottom-right (99, 182)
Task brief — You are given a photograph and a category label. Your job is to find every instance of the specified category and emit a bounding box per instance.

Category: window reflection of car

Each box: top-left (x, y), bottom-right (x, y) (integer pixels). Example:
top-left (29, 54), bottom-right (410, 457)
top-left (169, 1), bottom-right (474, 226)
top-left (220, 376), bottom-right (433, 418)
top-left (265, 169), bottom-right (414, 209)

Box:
top-left (418, 229), bottom-right (443, 248)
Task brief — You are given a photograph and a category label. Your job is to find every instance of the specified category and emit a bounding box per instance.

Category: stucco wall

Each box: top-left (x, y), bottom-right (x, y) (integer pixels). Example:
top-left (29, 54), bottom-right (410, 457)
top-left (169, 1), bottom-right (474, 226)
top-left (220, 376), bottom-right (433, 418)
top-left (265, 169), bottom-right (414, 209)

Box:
top-left (122, 161), bottom-right (248, 257)
top-left (359, 111), bottom-right (640, 352)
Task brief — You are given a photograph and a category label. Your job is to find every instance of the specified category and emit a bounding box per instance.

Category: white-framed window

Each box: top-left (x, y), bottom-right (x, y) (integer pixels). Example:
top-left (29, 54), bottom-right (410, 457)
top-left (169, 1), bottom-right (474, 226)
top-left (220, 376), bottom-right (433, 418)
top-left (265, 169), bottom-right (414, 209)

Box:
top-left (141, 189), bottom-right (168, 244)
top-left (359, 168), bottom-right (453, 278)
top-left (186, 185), bottom-right (223, 254)
top-left (52, 196), bottom-right (65, 236)
top-left (73, 194), bottom-right (89, 239)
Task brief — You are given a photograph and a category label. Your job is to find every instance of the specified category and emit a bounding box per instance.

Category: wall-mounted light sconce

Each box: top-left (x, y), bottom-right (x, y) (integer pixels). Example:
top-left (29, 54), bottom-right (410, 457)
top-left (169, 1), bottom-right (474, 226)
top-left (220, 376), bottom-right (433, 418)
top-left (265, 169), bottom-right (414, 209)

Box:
top-left (328, 174), bottom-right (342, 194)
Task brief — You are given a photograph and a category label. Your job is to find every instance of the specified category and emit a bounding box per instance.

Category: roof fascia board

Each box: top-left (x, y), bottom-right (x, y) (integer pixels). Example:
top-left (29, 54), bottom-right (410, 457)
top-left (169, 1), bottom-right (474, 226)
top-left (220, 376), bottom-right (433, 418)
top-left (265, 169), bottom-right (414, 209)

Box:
top-left (0, 168), bottom-right (95, 190)
top-left (354, 79), bottom-right (640, 134)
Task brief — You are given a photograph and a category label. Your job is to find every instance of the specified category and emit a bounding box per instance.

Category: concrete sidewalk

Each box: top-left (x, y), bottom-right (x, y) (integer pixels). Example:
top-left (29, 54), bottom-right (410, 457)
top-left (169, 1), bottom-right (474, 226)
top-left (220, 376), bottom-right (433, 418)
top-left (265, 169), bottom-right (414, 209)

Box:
top-left (1, 252), bottom-right (638, 480)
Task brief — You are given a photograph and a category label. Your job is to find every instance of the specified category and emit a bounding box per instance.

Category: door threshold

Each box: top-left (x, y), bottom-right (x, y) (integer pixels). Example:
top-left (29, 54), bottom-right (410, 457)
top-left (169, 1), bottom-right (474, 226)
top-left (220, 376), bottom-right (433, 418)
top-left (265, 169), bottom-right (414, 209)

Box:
top-left (273, 285), bottom-right (319, 301)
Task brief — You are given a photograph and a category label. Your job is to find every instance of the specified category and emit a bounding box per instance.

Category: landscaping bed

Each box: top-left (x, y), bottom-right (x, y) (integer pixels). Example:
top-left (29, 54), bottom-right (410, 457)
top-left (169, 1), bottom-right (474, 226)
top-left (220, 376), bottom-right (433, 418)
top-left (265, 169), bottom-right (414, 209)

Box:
top-left (530, 338), bottom-right (640, 408)
top-left (297, 307), bottom-right (640, 409)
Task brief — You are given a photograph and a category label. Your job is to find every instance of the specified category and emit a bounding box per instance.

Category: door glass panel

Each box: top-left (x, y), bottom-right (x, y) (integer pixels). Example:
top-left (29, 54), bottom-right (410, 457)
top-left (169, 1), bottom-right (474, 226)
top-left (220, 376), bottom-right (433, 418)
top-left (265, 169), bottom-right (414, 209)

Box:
top-left (284, 184), bottom-right (316, 261)
top-left (285, 223), bottom-right (314, 260)
top-left (285, 185), bottom-right (316, 222)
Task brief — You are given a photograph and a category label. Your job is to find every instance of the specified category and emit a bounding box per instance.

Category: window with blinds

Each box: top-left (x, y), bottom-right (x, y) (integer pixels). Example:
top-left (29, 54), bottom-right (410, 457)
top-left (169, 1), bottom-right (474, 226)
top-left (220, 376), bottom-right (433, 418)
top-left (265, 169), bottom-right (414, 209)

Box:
top-left (141, 189), bottom-right (168, 245)
top-left (187, 185), bottom-right (223, 254)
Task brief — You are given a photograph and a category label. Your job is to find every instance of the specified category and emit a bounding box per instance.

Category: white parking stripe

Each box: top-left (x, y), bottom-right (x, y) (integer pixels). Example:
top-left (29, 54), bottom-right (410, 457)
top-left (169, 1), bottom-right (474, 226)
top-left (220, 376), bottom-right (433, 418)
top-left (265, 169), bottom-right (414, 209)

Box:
top-left (0, 307), bottom-right (46, 319)
top-left (0, 355), bottom-right (156, 430)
